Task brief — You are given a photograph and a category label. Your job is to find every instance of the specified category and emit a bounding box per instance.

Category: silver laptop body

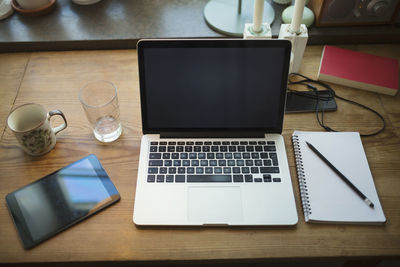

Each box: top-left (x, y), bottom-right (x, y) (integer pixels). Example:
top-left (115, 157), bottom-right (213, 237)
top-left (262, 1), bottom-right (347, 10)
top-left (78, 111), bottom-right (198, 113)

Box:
top-left (133, 39), bottom-right (298, 226)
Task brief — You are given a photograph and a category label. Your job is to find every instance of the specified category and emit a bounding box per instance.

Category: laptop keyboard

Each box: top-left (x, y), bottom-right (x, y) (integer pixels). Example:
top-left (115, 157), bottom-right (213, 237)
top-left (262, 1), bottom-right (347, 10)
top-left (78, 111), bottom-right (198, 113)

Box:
top-left (146, 140), bottom-right (282, 183)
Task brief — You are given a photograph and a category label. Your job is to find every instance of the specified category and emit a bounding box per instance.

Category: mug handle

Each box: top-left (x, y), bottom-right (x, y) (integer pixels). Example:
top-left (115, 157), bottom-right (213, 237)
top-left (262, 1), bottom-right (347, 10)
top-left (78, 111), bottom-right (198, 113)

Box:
top-left (48, 110), bottom-right (67, 135)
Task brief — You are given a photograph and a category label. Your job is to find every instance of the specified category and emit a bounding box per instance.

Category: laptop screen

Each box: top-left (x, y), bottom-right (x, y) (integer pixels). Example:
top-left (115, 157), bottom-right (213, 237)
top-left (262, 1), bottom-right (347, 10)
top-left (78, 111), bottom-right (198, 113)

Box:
top-left (138, 39), bottom-right (291, 135)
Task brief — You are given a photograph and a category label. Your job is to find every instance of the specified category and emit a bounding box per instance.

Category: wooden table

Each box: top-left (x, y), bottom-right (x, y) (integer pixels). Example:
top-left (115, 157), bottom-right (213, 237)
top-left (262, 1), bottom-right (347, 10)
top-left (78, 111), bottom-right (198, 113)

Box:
top-left (0, 45), bottom-right (399, 265)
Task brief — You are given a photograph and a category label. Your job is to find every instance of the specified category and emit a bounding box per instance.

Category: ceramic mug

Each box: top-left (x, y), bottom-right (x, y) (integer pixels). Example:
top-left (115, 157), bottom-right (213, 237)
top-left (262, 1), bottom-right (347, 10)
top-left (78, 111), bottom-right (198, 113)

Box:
top-left (7, 103), bottom-right (67, 156)
top-left (16, 0), bottom-right (50, 10)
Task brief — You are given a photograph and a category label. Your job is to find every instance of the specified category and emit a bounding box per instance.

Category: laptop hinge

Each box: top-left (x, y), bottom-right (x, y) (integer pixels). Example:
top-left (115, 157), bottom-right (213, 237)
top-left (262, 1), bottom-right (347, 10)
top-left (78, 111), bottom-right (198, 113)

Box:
top-left (160, 132), bottom-right (265, 138)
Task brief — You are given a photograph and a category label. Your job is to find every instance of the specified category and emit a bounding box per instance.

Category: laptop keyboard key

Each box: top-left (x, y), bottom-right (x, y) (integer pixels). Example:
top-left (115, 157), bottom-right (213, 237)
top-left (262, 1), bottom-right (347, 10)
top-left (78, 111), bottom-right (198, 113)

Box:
top-left (255, 160), bottom-right (263, 166)
top-left (234, 153), bottom-right (241, 159)
top-left (263, 174), bottom-right (272, 182)
top-left (175, 175), bottom-right (185, 183)
top-left (166, 175), bottom-right (174, 182)
top-left (260, 167), bottom-right (280, 173)
top-left (196, 167), bottom-right (204, 174)
top-left (149, 160), bottom-right (163, 166)
top-left (245, 175), bottom-right (253, 182)
top-left (210, 160), bottom-right (217, 166)
top-left (245, 160), bottom-right (253, 166)
top-left (187, 175), bottom-right (232, 182)
top-left (246, 146), bottom-right (254, 152)
top-left (270, 153), bottom-right (279, 166)
top-left (223, 167), bottom-right (231, 174)
top-left (157, 175), bottom-right (165, 183)
top-left (149, 153), bottom-right (161, 159)
top-left (263, 159), bottom-right (272, 166)
top-left (148, 167), bottom-right (158, 174)
top-left (147, 175), bottom-right (155, 182)
top-left (233, 174), bottom-right (244, 182)
top-left (200, 160), bottom-right (208, 166)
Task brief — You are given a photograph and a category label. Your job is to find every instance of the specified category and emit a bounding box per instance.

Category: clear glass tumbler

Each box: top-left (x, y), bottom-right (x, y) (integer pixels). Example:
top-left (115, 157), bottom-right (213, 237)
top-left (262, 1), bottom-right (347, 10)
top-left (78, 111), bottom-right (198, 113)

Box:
top-left (79, 81), bottom-right (122, 142)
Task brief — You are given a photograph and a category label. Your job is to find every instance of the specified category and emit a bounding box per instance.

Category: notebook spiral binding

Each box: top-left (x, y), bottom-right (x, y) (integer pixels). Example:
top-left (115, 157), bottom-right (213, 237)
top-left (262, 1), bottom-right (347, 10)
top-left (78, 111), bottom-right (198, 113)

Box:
top-left (292, 135), bottom-right (312, 219)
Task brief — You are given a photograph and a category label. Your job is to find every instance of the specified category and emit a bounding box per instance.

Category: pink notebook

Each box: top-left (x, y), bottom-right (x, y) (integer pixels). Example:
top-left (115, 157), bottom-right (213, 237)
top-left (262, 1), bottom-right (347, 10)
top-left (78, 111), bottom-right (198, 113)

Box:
top-left (317, 46), bottom-right (399, 96)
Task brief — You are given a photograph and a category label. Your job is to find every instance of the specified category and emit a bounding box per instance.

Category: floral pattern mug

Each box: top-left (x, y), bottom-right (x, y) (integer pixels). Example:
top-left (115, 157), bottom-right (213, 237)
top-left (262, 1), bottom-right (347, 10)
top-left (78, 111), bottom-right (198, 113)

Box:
top-left (7, 103), bottom-right (67, 156)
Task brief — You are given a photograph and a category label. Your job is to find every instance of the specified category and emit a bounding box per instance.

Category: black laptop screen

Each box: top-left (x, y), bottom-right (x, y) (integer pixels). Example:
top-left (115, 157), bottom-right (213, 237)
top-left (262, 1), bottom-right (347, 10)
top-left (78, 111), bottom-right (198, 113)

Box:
top-left (138, 40), bottom-right (291, 134)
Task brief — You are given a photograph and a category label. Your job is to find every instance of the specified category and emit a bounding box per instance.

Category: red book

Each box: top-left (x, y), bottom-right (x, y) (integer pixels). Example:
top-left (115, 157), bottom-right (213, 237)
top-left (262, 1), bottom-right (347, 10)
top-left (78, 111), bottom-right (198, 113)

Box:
top-left (317, 45), bottom-right (399, 96)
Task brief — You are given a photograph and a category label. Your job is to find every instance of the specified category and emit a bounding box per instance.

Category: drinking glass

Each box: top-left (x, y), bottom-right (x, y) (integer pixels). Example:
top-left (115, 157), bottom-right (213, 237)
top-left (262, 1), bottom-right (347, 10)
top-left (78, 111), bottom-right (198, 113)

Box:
top-left (79, 81), bottom-right (122, 142)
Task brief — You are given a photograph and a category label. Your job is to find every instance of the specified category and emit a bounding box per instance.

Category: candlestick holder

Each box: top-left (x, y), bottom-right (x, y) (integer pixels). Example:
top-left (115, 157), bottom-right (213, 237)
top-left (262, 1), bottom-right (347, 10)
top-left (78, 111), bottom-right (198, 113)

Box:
top-left (204, 0), bottom-right (275, 37)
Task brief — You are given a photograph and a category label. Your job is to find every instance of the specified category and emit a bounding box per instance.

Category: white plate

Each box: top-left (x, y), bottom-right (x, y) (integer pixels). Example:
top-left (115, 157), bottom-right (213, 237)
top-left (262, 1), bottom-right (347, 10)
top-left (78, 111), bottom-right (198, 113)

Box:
top-left (0, 0), bottom-right (13, 20)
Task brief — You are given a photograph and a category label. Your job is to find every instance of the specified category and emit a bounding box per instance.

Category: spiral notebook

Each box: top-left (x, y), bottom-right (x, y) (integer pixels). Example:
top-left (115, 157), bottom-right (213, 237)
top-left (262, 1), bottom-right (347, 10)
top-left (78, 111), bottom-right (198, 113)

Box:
top-left (292, 131), bottom-right (386, 224)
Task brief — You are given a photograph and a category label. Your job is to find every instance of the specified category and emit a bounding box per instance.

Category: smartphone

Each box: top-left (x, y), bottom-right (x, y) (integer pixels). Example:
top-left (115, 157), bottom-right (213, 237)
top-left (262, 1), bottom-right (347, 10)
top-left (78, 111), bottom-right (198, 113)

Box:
top-left (285, 90), bottom-right (337, 113)
top-left (6, 154), bottom-right (120, 249)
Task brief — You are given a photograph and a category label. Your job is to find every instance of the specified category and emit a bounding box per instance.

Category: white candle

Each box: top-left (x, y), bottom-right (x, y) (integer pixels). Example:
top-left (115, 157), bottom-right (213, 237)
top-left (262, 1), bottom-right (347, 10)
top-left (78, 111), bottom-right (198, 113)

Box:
top-left (252, 0), bottom-right (264, 33)
top-left (291, 0), bottom-right (306, 34)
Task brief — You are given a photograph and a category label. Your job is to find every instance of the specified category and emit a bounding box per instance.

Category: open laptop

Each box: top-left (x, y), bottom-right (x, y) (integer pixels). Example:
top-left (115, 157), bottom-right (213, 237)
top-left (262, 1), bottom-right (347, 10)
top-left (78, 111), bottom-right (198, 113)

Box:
top-left (133, 39), bottom-right (298, 226)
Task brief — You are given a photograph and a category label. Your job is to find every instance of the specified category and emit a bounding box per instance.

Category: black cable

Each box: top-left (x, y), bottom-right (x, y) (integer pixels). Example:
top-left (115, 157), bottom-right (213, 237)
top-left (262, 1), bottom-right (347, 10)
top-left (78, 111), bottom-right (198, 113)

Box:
top-left (288, 73), bottom-right (385, 137)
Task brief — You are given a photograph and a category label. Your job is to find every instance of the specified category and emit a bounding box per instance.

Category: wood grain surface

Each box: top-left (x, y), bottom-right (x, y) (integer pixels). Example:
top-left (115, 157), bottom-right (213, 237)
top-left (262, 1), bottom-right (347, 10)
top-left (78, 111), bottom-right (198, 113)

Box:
top-left (0, 45), bottom-right (399, 264)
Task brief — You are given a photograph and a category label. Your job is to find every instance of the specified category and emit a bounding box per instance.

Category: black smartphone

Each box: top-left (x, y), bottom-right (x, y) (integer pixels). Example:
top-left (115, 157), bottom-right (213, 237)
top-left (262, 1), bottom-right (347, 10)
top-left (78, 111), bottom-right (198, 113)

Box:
top-left (285, 90), bottom-right (337, 113)
top-left (5, 154), bottom-right (120, 249)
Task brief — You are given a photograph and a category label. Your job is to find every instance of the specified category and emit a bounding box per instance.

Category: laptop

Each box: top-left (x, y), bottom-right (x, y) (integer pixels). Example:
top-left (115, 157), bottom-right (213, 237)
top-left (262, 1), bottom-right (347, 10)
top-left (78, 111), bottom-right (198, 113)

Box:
top-left (133, 39), bottom-right (298, 226)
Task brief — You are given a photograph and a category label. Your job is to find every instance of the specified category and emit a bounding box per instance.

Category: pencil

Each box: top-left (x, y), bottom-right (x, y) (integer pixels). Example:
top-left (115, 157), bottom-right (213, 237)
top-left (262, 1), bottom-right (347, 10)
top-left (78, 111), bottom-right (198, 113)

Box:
top-left (306, 141), bottom-right (374, 208)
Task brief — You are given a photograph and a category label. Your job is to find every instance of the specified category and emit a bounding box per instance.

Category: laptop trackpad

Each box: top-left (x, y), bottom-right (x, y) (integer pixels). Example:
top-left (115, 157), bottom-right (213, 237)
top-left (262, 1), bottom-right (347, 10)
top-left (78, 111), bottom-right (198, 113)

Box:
top-left (187, 187), bottom-right (243, 224)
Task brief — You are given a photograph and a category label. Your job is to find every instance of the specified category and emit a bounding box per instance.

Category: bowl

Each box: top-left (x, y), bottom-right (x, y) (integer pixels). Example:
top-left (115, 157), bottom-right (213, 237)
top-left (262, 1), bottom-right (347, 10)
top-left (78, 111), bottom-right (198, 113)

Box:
top-left (11, 0), bottom-right (56, 16)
